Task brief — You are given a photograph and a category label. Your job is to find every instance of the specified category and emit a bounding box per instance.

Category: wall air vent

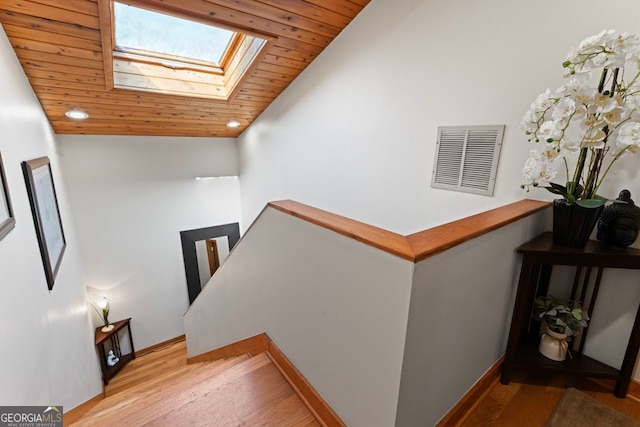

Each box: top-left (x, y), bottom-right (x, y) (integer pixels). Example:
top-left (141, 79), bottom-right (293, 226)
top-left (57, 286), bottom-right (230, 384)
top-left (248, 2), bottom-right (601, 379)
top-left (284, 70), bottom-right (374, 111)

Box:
top-left (431, 125), bottom-right (504, 196)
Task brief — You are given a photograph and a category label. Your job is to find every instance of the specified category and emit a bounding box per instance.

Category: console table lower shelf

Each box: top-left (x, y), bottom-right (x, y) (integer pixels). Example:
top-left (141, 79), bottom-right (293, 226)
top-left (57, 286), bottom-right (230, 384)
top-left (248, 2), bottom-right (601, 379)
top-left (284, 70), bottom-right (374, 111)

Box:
top-left (101, 352), bottom-right (135, 385)
top-left (95, 318), bottom-right (136, 386)
top-left (511, 342), bottom-right (620, 379)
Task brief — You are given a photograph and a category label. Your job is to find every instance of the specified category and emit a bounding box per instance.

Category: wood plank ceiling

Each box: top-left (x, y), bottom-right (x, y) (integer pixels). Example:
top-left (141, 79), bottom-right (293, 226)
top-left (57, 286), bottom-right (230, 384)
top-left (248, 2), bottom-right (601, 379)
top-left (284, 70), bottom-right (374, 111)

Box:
top-left (0, 0), bottom-right (369, 137)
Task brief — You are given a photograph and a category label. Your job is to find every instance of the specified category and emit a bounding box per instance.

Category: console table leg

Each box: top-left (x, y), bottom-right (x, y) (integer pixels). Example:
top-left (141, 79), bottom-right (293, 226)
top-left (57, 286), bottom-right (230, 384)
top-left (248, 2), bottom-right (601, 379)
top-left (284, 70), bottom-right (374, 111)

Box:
top-left (500, 371), bottom-right (511, 385)
top-left (615, 303), bottom-right (640, 398)
top-left (127, 322), bottom-right (136, 360)
top-left (501, 258), bottom-right (536, 385)
top-left (98, 345), bottom-right (108, 386)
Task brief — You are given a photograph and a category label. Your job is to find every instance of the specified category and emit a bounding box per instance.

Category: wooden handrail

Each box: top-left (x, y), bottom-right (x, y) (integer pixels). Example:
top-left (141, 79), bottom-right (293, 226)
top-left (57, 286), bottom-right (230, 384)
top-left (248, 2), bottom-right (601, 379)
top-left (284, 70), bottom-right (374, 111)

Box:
top-left (407, 199), bottom-right (551, 262)
top-left (268, 200), bottom-right (414, 260)
top-left (268, 199), bottom-right (551, 263)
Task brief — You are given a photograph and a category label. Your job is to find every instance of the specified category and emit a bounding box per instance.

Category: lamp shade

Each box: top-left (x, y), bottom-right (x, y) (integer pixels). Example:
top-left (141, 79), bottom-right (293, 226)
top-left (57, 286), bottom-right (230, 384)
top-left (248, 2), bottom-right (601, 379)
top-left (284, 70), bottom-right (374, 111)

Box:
top-left (88, 293), bottom-right (110, 327)
top-left (96, 296), bottom-right (109, 311)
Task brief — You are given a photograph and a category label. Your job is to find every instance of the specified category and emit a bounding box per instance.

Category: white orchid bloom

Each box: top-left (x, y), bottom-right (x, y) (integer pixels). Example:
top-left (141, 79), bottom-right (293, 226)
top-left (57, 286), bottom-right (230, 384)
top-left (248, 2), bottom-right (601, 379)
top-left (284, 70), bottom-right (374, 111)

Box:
top-left (560, 138), bottom-right (581, 152)
top-left (574, 86), bottom-right (597, 106)
top-left (532, 89), bottom-right (555, 112)
top-left (593, 93), bottom-right (619, 114)
top-left (608, 32), bottom-right (640, 66)
top-left (582, 128), bottom-right (607, 148)
top-left (617, 122), bottom-right (640, 147)
top-left (522, 150), bottom-right (558, 185)
top-left (538, 120), bottom-right (564, 142)
top-left (581, 115), bottom-right (606, 130)
top-left (520, 109), bottom-right (540, 134)
top-left (603, 107), bottom-right (624, 125)
top-left (552, 97), bottom-right (576, 124)
top-left (524, 30), bottom-right (640, 199)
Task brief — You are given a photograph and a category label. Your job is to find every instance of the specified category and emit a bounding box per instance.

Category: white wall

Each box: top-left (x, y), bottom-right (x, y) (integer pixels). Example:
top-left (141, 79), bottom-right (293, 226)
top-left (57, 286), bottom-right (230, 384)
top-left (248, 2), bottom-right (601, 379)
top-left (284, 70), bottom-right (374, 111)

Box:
top-left (396, 210), bottom-right (549, 426)
top-left (544, 265), bottom-right (640, 382)
top-left (184, 207), bottom-right (415, 427)
top-left (0, 24), bottom-right (102, 410)
top-left (57, 135), bottom-right (241, 350)
top-left (585, 269), bottom-right (640, 379)
top-left (239, 0), bottom-right (640, 235)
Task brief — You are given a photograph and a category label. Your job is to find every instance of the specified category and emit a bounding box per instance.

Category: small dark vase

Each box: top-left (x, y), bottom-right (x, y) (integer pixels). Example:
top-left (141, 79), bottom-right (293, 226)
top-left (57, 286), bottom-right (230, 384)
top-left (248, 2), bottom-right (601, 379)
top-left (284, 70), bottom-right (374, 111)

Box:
top-left (597, 190), bottom-right (640, 248)
top-left (553, 199), bottom-right (604, 248)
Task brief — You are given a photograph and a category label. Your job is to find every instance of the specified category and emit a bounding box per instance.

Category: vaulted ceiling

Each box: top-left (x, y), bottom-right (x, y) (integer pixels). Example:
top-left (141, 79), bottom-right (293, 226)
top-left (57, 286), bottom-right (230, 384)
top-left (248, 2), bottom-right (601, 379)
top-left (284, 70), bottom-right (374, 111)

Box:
top-left (0, 0), bottom-right (369, 137)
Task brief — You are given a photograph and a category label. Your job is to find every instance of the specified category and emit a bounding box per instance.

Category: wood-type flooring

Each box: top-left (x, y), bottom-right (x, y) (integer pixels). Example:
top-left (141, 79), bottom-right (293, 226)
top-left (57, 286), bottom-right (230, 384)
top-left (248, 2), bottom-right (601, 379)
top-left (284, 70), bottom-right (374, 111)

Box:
top-left (70, 340), bottom-right (319, 426)
top-left (459, 371), bottom-right (640, 426)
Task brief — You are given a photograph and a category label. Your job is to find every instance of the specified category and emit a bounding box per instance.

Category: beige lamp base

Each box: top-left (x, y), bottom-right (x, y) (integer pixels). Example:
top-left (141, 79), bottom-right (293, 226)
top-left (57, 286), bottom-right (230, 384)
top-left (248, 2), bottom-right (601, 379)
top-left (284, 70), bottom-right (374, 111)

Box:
top-left (101, 324), bottom-right (115, 333)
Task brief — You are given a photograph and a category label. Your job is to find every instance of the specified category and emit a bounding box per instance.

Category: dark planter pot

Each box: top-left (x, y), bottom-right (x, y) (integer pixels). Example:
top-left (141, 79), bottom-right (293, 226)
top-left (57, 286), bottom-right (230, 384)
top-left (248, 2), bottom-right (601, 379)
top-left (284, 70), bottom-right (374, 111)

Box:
top-left (553, 199), bottom-right (604, 248)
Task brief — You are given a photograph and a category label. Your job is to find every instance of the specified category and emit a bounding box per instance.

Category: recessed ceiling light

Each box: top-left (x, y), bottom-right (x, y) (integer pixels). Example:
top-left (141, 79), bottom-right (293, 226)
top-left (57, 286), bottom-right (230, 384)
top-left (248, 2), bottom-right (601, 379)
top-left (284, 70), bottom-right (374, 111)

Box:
top-left (226, 120), bottom-right (241, 128)
top-left (65, 110), bottom-right (89, 120)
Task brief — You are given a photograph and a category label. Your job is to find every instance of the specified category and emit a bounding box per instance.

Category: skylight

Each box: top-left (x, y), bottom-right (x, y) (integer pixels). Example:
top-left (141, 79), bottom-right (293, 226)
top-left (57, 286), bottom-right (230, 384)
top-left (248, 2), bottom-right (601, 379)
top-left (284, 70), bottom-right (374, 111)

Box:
top-left (101, 0), bottom-right (272, 100)
top-left (113, 2), bottom-right (235, 65)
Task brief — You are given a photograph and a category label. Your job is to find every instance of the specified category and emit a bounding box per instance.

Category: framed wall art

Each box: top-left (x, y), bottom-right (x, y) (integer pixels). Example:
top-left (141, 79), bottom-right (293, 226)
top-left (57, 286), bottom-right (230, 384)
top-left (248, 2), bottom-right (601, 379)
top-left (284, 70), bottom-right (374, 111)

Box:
top-left (0, 151), bottom-right (16, 241)
top-left (22, 157), bottom-right (66, 290)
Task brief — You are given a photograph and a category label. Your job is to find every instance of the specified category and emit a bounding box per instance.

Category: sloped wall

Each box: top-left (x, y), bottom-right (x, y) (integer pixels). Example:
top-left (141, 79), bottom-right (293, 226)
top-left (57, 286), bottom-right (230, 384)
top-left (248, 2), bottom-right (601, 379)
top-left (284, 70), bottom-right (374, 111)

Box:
top-left (0, 24), bottom-right (102, 410)
top-left (238, 0), bottom-right (640, 235)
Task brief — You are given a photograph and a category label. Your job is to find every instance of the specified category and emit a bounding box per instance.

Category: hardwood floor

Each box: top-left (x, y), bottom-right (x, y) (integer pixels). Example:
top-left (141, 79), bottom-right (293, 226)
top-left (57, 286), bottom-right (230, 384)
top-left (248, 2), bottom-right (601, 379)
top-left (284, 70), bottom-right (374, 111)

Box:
top-left (72, 338), bottom-right (640, 426)
top-left (104, 338), bottom-right (190, 397)
top-left (71, 340), bottom-right (319, 426)
top-left (459, 371), bottom-right (640, 426)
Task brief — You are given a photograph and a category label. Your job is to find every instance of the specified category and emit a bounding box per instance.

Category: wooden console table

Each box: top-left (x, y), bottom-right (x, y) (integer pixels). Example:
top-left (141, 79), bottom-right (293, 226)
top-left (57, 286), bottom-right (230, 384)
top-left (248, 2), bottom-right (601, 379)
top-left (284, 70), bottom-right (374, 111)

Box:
top-left (501, 232), bottom-right (640, 397)
top-left (95, 318), bottom-right (136, 385)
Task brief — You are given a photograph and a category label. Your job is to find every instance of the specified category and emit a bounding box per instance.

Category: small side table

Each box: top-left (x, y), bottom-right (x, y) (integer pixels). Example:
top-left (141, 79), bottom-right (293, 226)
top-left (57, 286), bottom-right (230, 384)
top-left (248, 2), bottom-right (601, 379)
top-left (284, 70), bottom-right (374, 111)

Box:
top-left (95, 318), bottom-right (136, 385)
top-left (501, 232), bottom-right (640, 397)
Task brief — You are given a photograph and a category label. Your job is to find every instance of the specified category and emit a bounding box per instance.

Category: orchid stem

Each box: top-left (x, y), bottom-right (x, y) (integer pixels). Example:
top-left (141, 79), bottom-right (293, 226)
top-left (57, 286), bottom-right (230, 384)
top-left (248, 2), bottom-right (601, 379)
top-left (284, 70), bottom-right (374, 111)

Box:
top-left (593, 147), bottom-right (629, 197)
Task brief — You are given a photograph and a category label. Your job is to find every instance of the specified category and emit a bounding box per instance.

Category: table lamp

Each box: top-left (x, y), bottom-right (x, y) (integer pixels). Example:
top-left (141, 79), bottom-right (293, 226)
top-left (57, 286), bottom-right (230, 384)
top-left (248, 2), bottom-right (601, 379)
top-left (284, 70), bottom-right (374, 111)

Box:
top-left (90, 295), bottom-right (113, 332)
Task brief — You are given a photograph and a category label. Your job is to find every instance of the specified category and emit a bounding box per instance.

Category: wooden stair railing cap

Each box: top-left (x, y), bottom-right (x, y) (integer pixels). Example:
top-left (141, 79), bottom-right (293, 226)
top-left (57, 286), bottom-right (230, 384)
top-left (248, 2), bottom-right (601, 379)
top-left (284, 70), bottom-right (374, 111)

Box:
top-left (268, 199), bottom-right (551, 263)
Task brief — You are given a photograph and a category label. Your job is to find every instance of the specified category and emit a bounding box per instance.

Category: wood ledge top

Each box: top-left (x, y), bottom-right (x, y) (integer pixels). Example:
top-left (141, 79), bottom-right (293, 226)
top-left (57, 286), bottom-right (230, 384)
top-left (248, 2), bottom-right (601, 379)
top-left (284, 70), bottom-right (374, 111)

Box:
top-left (268, 199), bottom-right (551, 263)
top-left (95, 318), bottom-right (132, 345)
top-left (269, 200), bottom-right (413, 260)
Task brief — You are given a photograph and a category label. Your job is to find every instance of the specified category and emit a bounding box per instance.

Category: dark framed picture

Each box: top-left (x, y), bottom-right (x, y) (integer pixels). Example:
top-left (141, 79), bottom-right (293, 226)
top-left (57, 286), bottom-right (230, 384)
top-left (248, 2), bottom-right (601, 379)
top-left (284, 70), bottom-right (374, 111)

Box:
top-left (0, 151), bottom-right (16, 241)
top-left (22, 157), bottom-right (66, 290)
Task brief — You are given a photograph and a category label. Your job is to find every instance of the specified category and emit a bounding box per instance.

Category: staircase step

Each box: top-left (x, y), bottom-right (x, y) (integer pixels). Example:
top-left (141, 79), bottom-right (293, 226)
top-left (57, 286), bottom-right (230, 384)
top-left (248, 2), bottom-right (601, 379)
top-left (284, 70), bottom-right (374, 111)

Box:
top-left (104, 355), bottom-right (190, 397)
top-left (72, 355), bottom-right (250, 426)
top-left (71, 339), bottom-right (326, 427)
top-left (235, 393), bottom-right (318, 426)
top-left (109, 353), bottom-right (246, 401)
top-left (100, 354), bottom-right (271, 426)
top-left (139, 353), bottom-right (297, 426)
top-left (88, 364), bottom-right (202, 413)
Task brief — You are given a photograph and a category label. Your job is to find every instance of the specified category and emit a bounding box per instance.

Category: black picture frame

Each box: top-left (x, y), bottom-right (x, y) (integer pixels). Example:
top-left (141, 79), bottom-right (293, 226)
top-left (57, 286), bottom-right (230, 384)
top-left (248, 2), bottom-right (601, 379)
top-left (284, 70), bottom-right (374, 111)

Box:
top-left (0, 151), bottom-right (16, 241)
top-left (22, 157), bottom-right (66, 290)
top-left (180, 223), bottom-right (240, 304)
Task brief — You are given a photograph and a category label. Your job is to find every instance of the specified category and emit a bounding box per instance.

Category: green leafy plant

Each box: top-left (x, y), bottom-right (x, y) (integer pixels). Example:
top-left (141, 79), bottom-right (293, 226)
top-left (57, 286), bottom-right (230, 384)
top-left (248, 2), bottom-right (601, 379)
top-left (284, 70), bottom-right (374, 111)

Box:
top-left (534, 295), bottom-right (589, 336)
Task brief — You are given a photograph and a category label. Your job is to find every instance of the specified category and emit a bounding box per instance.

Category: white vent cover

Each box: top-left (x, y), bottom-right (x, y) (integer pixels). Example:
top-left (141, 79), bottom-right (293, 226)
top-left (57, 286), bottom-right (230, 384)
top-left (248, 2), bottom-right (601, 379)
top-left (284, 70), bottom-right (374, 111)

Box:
top-left (431, 125), bottom-right (504, 196)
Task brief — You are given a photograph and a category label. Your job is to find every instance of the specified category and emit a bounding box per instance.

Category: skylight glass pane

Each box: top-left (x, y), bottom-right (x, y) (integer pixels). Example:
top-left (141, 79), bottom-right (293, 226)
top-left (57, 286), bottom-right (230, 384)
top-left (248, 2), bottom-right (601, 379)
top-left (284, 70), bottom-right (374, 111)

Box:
top-left (114, 3), bottom-right (235, 64)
